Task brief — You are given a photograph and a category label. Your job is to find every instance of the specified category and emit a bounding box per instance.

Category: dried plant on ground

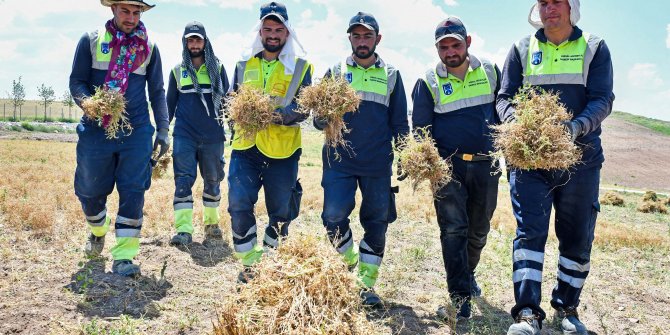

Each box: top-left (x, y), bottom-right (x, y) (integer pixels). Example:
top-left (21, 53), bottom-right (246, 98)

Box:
top-left (224, 85), bottom-right (280, 141)
top-left (397, 128), bottom-right (452, 193)
top-left (642, 190), bottom-right (658, 202)
top-left (491, 87), bottom-right (581, 170)
top-left (637, 200), bottom-right (668, 214)
top-left (151, 148), bottom-right (172, 180)
top-left (297, 76), bottom-right (361, 150)
top-left (81, 87), bottom-right (130, 139)
top-left (213, 233), bottom-right (376, 335)
top-left (600, 191), bottom-right (624, 207)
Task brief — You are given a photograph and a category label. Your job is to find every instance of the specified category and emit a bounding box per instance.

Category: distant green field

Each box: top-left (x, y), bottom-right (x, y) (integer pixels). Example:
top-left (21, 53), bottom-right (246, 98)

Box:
top-left (611, 111), bottom-right (670, 136)
top-left (0, 99), bottom-right (83, 122)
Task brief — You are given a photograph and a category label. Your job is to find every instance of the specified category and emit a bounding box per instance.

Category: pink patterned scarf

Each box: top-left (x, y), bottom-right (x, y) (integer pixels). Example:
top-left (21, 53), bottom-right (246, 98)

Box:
top-left (103, 19), bottom-right (150, 94)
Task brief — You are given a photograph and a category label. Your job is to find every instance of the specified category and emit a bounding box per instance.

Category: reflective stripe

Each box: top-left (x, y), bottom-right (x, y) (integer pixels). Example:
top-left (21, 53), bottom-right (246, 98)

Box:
top-left (203, 192), bottom-right (221, 201)
top-left (116, 215), bottom-right (142, 227)
top-left (524, 73), bottom-right (585, 86)
top-left (232, 225), bottom-right (257, 240)
top-left (557, 270), bottom-right (586, 288)
top-left (86, 208), bottom-right (107, 223)
top-left (360, 253), bottom-right (383, 266)
top-left (332, 57), bottom-right (397, 107)
top-left (513, 268), bottom-right (543, 283)
top-left (360, 240), bottom-right (374, 253)
top-left (174, 202), bottom-right (193, 210)
top-left (234, 61), bottom-right (246, 90)
top-left (276, 58), bottom-right (307, 107)
top-left (434, 94), bottom-right (495, 114)
top-left (203, 201), bottom-right (220, 208)
top-left (263, 234), bottom-right (278, 248)
top-left (559, 256), bottom-right (590, 272)
top-left (174, 195), bottom-right (194, 203)
top-left (234, 237), bottom-right (258, 253)
top-left (336, 237), bottom-right (354, 254)
top-left (513, 248), bottom-right (545, 264)
top-left (116, 228), bottom-right (141, 238)
top-left (89, 29), bottom-right (153, 76)
top-left (582, 34), bottom-right (601, 84)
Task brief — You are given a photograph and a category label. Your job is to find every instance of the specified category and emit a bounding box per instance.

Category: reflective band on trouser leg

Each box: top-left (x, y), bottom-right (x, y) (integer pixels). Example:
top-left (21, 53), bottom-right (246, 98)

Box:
top-left (203, 192), bottom-right (221, 226)
top-left (174, 195), bottom-right (194, 234)
top-left (358, 240), bottom-right (383, 288)
top-left (232, 225), bottom-right (264, 266)
top-left (87, 209), bottom-right (110, 237)
top-left (333, 229), bottom-right (357, 267)
top-left (111, 229), bottom-right (141, 260)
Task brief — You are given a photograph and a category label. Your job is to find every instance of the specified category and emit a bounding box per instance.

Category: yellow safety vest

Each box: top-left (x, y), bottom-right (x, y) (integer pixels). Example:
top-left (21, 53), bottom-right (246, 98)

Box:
top-left (231, 57), bottom-right (312, 159)
top-left (89, 29), bottom-right (154, 75)
top-left (331, 56), bottom-right (397, 107)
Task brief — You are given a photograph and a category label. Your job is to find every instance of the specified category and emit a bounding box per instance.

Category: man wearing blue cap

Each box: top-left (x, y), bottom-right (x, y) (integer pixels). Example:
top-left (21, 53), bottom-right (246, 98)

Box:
top-left (69, 0), bottom-right (169, 277)
top-left (167, 21), bottom-right (229, 247)
top-left (228, 1), bottom-right (313, 283)
top-left (497, 1), bottom-right (614, 334)
top-left (314, 12), bottom-right (408, 308)
top-left (412, 16), bottom-right (501, 320)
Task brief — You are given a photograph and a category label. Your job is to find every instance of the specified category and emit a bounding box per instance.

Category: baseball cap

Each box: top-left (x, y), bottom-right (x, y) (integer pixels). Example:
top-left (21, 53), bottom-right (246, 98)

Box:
top-left (347, 12), bottom-right (379, 34)
top-left (260, 2), bottom-right (289, 22)
top-left (184, 21), bottom-right (206, 39)
top-left (434, 16), bottom-right (467, 43)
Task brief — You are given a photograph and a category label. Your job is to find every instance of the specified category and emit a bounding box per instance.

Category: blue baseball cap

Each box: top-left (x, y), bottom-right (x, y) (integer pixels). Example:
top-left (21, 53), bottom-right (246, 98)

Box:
top-left (183, 21), bottom-right (206, 39)
top-left (435, 16), bottom-right (467, 43)
top-left (347, 12), bottom-right (379, 34)
top-left (260, 2), bottom-right (288, 22)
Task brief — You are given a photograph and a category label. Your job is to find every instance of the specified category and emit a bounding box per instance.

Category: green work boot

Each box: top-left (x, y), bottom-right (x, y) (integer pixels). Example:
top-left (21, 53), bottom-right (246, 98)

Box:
top-left (84, 234), bottom-right (105, 258)
top-left (170, 232), bottom-right (192, 247)
top-left (555, 307), bottom-right (588, 334)
top-left (112, 260), bottom-right (141, 278)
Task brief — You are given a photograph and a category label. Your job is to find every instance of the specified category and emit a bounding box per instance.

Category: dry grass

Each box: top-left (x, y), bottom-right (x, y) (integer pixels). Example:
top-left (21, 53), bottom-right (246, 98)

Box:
top-left (213, 232), bottom-right (377, 335)
top-left (151, 148), bottom-right (172, 180)
top-left (224, 85), bottom-right (280, 141)
top-left (80, 87), bottom-right (131, 139)
top-left (297, 76), bottom-right (360, 150)
top-left (637, 200), bottom-right (668, 214)
top-left (600, 191), bottom-right (624, 206)
top-left (397, 128), bottom-right (452, 193)
top-left (492, 88), bottom-right (581, 170)
top-left (642, 190), bottom-right (658, 202)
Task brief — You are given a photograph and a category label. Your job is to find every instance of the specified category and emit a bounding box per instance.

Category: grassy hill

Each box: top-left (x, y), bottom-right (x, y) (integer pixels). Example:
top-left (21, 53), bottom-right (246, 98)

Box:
top-left (610, 111), bottom-right (670, 136)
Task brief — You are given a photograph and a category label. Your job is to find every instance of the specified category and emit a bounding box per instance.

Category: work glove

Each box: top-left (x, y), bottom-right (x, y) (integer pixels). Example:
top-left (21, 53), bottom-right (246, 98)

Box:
top-left (153, 128), bottom-right (170, 160)
top-left (313, 115), bottom-right (329, 130)
top-left (396, 159), bottom-right (408, 181)
top-left (562, 120), bottom-right (583, 142)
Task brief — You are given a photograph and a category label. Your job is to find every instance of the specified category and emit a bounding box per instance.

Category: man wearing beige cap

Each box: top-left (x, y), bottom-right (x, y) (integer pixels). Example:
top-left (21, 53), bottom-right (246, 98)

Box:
top-left (69, 0), bottom-right (169, 277)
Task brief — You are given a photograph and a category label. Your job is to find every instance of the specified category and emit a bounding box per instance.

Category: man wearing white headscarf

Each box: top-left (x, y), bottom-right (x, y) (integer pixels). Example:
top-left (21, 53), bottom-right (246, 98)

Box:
top-left (497, 1), bottom-right (614, 334)
top-left (227, 1), bottom-right (313, 283)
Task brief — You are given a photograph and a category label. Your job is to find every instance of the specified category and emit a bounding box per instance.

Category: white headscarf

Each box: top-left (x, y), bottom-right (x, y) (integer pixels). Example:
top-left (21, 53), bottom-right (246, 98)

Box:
top-left (528, 0), bottom-right (581, 30)
top-left (241, 15), bottom-right (306, 75)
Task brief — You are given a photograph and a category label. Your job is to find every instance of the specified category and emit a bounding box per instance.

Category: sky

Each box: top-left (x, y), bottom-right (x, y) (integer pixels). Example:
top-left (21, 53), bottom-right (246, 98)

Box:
top-left (0, 0), bottom-right (669, 121)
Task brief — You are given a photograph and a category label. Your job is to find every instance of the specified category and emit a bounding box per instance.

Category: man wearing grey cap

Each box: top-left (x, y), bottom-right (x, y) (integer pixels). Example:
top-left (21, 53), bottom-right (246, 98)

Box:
top-left (227, 1), bottom-right (313, 283)
top-left (167, 21), bottom-right (229, 248)
top-left (314, 11), bottom-right (408, 308)
top-left (412, 16), bottom-right (501, 320)
top-left (498, 1), bottom-right (613, 334)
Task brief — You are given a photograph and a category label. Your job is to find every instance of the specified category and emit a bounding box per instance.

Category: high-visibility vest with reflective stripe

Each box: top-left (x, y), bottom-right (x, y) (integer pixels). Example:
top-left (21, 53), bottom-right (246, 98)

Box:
top-left (172, 63), bottom-right (221, 93)
top-left (331, 59), bottom-right (397, 107)
top-left (424, 57), bottom-right (496, 114)
top-left (516, 32), bottom-right (601, 86)
top-left (89, 29), bottom-right (154, 76)
top-left (231, 57), bottom-right (311, 159)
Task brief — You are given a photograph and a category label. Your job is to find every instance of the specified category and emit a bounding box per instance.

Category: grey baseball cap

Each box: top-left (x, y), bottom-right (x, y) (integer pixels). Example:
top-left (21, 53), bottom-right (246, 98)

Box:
top-left (184, 21), bottom-right (206, 39)
top-left (434, 16), bottom-right (467, 43)
top-left (347, 12), bottom-right (379, 34)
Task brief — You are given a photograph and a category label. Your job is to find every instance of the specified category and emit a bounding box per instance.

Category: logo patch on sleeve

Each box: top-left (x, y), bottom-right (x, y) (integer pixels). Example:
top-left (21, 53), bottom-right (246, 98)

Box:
top-left (101, 42), bottom-right (110, 54)
top-left (345, 72), bottom-right (353, 84)
top-left (531, 51), bottom-right (543, 65)
top-left (442, 82), bottom-right (453, 96)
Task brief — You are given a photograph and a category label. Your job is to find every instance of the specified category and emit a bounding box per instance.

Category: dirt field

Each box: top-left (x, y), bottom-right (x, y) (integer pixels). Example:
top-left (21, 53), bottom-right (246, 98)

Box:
top-left (0, 117), bottom-right (669, 334)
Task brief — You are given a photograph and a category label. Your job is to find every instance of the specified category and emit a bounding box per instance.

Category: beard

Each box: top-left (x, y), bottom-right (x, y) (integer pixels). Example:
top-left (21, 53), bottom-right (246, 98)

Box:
top-left (262, 38), bottom-right (285, 53)
top-left (189, 49), bottom-right (204, 58)
top-left (352, 45), bottom-right (376, 59)
top-left (442, 51), bottom-right (468, 68)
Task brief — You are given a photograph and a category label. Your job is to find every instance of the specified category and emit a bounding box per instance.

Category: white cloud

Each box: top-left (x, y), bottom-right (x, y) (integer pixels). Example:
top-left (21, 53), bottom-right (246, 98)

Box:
top-left (301, 9), bottom-right (313, 20)
top-left (628, 63), bottom-right (663, 88)
top-left (444, 0), bottom-right (459, 6)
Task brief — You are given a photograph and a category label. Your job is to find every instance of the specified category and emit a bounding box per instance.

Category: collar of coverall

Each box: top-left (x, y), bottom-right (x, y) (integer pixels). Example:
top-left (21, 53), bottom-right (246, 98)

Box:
top-left (346, 54), bottom-right (386, 69)
top-left (435, 54), bottom-right (482, 78)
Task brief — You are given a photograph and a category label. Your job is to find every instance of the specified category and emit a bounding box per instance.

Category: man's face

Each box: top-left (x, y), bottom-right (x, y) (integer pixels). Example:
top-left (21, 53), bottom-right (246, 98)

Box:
top-left (436, 36), bottom-right (470, 68)
top-left (538, 0), bottom-right (572, 31)
top-left (348, 25), bottom-right (381, 60)
top-left (187, 36), bottom-right (205, 58)
top-left (260, 18), bottom-right (288, 53)
top-left (111, 4), bottom-right (142, 34)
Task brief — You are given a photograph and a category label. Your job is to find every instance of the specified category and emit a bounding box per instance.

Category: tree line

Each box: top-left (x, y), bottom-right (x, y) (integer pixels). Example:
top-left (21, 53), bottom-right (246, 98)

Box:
top-left (7, 76), bottom-right (76, 122)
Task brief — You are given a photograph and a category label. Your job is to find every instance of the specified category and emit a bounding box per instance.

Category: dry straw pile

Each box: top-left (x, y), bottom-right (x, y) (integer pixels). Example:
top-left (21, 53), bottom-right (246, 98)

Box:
top-left (213, 233), bottom-right (376, 335)
top-left (225, 85), bottom-right (280, 141)
top-left (637, 191), bottom-right (669, 214)
top-left (81, 87), bottom-right (130, 139)
top-left (397, 128), bottom-right (452, 192)
top-left (297, 76), bottom-right (361, 149)
top-left (600, 191), bottom-right (624, 207)
top-left (492, 88), bottom-right (581, 170)
top-left (151, 149), bottom-right (172, 180)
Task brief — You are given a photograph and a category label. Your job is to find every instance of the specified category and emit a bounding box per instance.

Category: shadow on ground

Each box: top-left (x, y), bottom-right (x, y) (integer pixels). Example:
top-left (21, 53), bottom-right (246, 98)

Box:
top-left (65, 258), bottom-right (172, 319)
top-left (368, 301), bottom-right (441, 334)
top-left (171, 238), bottom-right (233, 267)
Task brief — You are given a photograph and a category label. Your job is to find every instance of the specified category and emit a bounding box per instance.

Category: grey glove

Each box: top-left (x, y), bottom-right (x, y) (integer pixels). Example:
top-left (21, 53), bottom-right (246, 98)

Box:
top-left (563, 120), bottom-right (583, 142)
top-left (396, 160), bottom-right (408, 181)
top-left (153, 128), bottom-right (170, 160)
top-left (313, 115), bottom-right (329, 130)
